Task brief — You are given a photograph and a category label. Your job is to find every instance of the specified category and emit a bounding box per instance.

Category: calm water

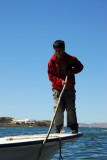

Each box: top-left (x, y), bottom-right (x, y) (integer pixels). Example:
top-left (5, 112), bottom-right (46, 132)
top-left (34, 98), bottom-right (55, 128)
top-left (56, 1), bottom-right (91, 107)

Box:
top-left (0, 127), bottom-right (107, 160)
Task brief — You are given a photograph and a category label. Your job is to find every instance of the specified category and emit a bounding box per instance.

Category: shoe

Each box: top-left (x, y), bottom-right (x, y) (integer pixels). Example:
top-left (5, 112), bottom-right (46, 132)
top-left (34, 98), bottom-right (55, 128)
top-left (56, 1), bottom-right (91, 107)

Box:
top-left (54, 129), bottom-right (60, 133)
top-left (70, 123), bottom-right (78, 134)
top-left (72, 130), bottom-right (78, 134)
top-left (60, 129), bottom-right (65, 133)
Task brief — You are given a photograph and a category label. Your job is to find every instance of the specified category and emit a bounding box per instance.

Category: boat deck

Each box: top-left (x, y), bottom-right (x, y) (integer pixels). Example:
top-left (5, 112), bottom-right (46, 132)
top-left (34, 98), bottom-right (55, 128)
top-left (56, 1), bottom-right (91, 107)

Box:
top-left (0, 132), bottom-right (83, 146)
top-left (0, 132), bottom-right (83, 160)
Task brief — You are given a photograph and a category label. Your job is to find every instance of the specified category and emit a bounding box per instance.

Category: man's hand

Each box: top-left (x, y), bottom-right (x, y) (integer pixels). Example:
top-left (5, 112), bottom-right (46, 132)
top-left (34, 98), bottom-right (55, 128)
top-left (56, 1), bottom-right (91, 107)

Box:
top-left (62, 80), bottom-right (67, 86)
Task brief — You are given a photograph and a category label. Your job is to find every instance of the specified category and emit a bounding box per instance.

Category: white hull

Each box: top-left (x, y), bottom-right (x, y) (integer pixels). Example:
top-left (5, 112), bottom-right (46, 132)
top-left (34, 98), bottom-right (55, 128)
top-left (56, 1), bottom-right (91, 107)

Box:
top-left (0, 132), bottom-right (83, 160)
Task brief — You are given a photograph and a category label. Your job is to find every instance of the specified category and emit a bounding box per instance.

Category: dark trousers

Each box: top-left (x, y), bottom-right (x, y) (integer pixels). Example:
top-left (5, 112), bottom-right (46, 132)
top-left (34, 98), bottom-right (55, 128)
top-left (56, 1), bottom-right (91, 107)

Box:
top-left (52, 86), bottom-right (78, 130)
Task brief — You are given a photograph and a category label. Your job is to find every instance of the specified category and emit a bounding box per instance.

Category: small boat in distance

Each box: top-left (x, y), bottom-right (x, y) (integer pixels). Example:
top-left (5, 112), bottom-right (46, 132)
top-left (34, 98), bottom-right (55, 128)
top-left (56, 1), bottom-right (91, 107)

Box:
top-left (0, 132), bottom-right (83, 160)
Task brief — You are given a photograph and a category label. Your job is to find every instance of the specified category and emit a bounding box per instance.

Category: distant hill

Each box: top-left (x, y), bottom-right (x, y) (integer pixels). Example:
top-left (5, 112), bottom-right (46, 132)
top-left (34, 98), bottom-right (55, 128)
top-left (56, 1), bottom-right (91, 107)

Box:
top-left (0, 117), bottom-right (13, 123)
top-left (0, 117), bottom-right (107, 128)
top-left (0, 117), bottom-right (51, 127)
top-left (79, 123), bottom-right (107, 128)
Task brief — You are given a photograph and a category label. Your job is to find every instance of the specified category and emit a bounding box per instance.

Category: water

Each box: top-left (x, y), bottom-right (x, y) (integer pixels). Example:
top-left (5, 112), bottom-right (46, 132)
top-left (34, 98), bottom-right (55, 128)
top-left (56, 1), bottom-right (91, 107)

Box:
top-left (0, 127), bottom-right (107, 159)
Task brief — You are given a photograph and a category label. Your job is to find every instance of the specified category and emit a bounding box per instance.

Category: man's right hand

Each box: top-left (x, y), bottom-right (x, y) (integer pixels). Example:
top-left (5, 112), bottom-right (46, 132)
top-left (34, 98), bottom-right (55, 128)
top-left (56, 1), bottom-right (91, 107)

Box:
top-left (62, 80), bottom-right (67, 86)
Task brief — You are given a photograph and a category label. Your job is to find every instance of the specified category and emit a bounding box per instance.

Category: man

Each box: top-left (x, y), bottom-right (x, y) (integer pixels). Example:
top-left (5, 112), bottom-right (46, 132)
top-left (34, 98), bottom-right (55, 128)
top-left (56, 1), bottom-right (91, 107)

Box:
top-left (48, 40), bottom-right (83, 133)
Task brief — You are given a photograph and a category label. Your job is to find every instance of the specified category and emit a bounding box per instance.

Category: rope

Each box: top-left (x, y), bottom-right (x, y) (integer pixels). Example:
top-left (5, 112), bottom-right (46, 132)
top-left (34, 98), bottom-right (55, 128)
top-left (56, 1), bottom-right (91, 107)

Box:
top-left (59, 138), bottom-right (63, 160)
top-left (36, 76), bottom-right (68, 160)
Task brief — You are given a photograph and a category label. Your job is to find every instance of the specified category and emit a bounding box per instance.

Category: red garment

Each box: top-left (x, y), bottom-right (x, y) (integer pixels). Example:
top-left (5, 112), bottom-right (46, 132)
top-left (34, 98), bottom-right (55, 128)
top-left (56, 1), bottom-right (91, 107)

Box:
top-left (48, 52), bottom-right (83, 90)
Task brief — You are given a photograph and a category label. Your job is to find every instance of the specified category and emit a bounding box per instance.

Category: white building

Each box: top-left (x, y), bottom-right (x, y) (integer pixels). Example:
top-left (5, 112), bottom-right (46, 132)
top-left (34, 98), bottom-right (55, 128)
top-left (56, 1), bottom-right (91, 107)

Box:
top-left (12, 118), bottom-right (35, 124)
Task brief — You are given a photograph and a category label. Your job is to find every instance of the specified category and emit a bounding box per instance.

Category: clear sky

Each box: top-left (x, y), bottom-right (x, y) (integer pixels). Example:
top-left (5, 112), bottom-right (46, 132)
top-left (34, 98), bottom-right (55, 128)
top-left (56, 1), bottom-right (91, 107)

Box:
top-left (0, 0), bottom-right (107, 124)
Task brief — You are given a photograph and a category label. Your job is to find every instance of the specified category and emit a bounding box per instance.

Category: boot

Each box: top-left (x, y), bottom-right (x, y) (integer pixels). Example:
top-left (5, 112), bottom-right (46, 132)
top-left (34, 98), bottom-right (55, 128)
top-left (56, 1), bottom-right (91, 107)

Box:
top-left (70, 123), bottom-right (78, 134)
top-left (54, 128), bottom-right (60, 133)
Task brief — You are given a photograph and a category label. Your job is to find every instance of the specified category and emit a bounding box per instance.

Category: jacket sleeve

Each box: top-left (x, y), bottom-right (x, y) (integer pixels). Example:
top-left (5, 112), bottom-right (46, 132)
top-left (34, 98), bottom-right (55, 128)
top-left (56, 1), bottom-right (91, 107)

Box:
top-left (48, 61), bottom-right (63, 85)
top-left (69, 56), bottom-right (83, 74)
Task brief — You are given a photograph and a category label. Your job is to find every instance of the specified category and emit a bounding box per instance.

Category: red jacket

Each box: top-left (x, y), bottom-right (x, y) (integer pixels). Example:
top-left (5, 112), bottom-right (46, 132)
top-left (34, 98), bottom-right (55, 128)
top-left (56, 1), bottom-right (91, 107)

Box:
top-left (48, 52), bottom-right (83, 90)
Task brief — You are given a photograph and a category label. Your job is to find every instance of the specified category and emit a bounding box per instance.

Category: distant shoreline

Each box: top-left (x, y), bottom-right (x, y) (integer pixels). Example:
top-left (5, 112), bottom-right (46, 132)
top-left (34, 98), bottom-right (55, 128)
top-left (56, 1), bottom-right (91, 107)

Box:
top-left (0, 123), bottom-right (107, 128)
top-left (0, 122), bottom-right (50, 127)
top-left (0, 117), bottom-right (107, 128)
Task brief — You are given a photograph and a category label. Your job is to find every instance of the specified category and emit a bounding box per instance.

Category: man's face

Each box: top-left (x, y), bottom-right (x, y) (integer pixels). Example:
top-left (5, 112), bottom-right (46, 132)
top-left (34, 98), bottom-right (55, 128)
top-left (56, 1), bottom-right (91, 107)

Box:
top-left (54, 48), bottom-right (64, 60)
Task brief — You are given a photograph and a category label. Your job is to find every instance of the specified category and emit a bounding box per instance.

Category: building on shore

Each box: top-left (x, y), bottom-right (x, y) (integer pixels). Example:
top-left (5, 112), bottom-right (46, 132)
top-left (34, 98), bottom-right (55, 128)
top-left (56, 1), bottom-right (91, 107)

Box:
top-left (12, 118), bottom-right (35, 124)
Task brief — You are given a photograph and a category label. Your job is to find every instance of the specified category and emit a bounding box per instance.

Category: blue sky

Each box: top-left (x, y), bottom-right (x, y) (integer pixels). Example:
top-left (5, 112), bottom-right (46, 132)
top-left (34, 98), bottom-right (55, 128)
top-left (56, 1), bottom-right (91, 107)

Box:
top-left (0, 0), bottom-right (107, 124)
